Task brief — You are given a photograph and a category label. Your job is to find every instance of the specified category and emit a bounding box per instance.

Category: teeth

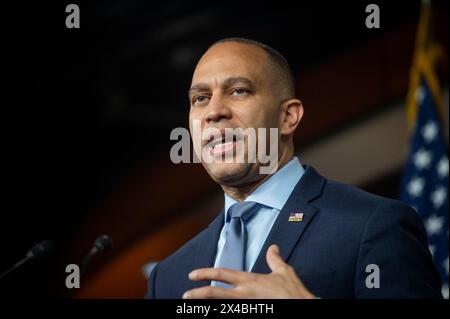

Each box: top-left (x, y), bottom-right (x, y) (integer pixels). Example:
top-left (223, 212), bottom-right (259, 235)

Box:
top-left (213, 141), bottom-right (234, 149)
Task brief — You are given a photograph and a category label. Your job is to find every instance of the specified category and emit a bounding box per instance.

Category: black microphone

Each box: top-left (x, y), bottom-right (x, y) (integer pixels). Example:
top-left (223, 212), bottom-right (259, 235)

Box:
top-left (0, 240), bottom-right (55, 280)
top-left (80, 234), bottom-right (113, 278)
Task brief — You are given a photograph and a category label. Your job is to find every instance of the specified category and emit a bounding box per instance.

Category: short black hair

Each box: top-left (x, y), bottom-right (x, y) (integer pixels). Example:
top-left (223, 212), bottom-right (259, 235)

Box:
top-left (210, 37), bottom-right (296, 98)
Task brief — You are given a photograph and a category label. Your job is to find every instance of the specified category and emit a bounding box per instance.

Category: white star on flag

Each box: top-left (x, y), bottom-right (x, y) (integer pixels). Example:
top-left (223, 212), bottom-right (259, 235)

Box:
top-left (431, 186), bottom-right (447, 209)
top-left (425, 214), bottom-right (444, 236)
top-left (421, 121), bottom-right (438, 143)
top-left (407, 177), bottom-right (425, 197)
top-left (415, 86), bottom-right (425, 104)
top-left (437, 156), bottom-right (449, 178)
top-left (413, 148), bottom-right (433, 169)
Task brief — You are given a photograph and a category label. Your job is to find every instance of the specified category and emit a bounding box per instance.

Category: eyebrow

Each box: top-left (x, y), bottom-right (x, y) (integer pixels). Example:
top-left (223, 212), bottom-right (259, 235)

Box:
top-left (188, 77), bottom-right (255, 96)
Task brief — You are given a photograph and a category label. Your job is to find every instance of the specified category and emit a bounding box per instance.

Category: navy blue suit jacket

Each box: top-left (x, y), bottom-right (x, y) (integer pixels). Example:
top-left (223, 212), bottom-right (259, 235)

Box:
top-left (146, 166), bottom-right (442, 298)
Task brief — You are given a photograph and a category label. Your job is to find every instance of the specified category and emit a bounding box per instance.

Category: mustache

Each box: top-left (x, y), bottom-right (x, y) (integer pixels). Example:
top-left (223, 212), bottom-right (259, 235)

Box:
top-left (201, 128), bottom-right (246, 147)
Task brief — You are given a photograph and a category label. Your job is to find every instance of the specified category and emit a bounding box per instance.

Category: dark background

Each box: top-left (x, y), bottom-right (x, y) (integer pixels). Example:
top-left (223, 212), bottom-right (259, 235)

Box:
top-left (2, 0), bottom-right (448, 298)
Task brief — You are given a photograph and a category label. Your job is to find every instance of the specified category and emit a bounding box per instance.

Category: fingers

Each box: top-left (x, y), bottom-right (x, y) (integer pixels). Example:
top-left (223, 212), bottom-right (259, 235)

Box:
top-left (266, 244), bottom-right (287, 272)
top-left (183, 286), bottom-right (237, 299)
top-left (189, 267), bottom-right (249, 285)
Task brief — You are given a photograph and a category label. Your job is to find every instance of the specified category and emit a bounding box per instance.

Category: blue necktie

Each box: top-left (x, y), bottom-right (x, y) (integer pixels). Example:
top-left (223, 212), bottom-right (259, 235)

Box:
top-left (215, 201), bottom-right (260, 288)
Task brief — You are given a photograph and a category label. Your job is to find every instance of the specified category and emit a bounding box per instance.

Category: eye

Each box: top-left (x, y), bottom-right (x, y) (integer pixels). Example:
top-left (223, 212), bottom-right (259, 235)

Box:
top-left (231, 87), bottom-right (250, 96)
top-left (192, 95), bottom-right (209, 105)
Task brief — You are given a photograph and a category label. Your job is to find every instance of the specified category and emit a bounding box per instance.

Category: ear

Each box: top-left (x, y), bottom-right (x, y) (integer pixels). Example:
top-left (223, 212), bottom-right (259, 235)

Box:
top-left (280, 98), bottom-right (303, 136)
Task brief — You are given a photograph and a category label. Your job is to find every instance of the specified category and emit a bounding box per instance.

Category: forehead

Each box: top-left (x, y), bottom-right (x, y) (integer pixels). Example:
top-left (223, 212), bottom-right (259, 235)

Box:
top-left (191, 42), bottom-right (269, 85)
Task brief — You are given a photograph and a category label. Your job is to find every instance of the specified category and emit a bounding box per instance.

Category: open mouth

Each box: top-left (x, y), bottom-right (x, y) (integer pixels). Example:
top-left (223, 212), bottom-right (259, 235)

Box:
top-left (205, 130), bottom-right (241, 157)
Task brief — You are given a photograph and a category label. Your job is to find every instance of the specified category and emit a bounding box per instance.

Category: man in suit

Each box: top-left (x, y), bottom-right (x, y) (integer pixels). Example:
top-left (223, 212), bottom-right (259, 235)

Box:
top-left (146, 38), bottom-right (442, 299)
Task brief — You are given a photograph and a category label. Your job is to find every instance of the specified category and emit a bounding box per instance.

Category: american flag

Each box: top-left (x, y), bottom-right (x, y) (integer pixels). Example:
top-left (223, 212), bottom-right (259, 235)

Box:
top-left (400, 78), bottom-right (449, 299)
top-left (288, 212), bottom-right (304, 222)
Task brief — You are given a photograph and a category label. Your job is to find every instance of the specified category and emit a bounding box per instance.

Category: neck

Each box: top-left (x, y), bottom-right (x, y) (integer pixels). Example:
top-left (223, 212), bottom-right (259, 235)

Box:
top-left (222, 149), bottom-right (294, 202)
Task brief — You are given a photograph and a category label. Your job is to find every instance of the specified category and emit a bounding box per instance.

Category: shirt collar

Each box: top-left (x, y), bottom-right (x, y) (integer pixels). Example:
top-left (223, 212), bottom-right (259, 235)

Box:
top-left (224, 156), bottom-right (305, 218)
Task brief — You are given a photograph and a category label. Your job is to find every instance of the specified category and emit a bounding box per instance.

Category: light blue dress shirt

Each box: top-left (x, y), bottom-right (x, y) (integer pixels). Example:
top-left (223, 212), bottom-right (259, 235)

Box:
top-left (212, 157), bottom-right (305, 276)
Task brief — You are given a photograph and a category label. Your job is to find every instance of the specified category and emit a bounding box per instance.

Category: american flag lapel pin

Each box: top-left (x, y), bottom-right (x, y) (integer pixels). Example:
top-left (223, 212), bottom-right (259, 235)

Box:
top-left (288, 212), bottom-right (304, 222)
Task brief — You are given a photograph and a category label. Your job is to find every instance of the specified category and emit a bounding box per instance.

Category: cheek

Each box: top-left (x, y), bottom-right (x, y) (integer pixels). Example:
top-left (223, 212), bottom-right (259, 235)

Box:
top-left (189, 109), bottom-right (201, 127)
top-left (237, 102), bottom-right (279, 129)
top-left (189, 110), bottom-right (203, 145)
top-left (264, 103), bottom-right (282, 128)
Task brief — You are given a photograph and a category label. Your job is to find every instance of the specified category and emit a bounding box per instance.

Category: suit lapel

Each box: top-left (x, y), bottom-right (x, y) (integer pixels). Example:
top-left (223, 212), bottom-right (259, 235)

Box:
top-left (184, 209), bottom-right (224, 290)
top-left (252, 166), bottom-right (325, 274)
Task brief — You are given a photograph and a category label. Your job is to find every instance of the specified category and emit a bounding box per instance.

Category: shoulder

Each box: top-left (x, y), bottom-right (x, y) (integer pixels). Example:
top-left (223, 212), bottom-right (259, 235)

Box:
top-left (299, 166), bottom-right (414, 220)
top-left (297, 170), bottom-right (424, 240)
top-left (317, 177), bottom-right (428, 247)
top-left (321, 177), bottom-right (416, 220)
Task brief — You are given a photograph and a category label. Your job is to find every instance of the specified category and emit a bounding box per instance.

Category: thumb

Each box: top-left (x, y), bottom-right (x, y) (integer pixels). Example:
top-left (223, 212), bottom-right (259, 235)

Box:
top-left (266, 244), bottom-right (287, 272)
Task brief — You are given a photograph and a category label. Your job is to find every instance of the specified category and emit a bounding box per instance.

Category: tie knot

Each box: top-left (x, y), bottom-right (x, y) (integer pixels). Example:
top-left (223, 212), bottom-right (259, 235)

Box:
top-left (227, 201), bottom-right (260, 222)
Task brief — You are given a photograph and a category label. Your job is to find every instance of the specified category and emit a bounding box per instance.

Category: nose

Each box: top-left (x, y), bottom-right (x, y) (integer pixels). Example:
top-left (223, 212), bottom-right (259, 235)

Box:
top-left (205, 94), bottom-right (232, 124)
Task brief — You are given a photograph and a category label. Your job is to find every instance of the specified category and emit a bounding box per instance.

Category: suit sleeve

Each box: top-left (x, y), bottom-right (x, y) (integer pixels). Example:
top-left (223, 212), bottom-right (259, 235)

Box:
top-left (145, 263), bottom-right (159, 299)
top-left (354, 200), bottom-right (442, 298)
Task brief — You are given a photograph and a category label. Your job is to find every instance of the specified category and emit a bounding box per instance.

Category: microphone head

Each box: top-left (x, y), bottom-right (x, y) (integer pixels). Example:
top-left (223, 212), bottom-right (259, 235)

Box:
top-left (25, 240), bottom-right (55, 260)
top-left (93, 235), bottom-right (113, 254)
